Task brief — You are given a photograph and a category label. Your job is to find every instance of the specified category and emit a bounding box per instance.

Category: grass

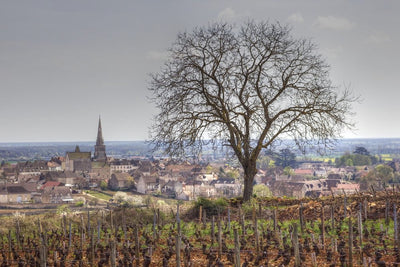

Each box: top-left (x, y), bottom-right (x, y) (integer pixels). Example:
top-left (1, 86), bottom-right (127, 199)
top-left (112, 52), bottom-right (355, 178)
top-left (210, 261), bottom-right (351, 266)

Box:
top-left (86, 190), bottom-right (113, 201)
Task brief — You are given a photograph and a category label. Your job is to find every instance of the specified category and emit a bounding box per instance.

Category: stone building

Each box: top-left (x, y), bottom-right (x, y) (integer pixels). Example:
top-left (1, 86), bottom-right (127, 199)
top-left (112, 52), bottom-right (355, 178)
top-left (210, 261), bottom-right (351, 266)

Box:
top-left (65, 146), bottom-right (92, 173)
top-left (108, 173), bottom-right (134, 190)
top-left (0, 184), bottom-right (32, 203)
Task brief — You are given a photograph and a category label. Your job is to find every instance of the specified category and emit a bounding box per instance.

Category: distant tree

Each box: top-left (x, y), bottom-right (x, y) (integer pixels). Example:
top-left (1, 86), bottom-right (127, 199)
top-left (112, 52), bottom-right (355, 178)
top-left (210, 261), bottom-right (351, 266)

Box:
top-left (274, 149), bottom-right (297, 168)
top-left (374, 164), bottom-right (394, 183)
top-left (336, 151), bottom-right (376, 167)
top-left (345, 158), bottom-right (354, 166)
top-left (283, 166), bottom-right (294, 177)
top-left (361, 164), bottom-right (394, 188)
top-left (100, 180), bottom-right (108, 191)
top-left (256, 155), bottom-right (273, 170)
top-left (149, 21), bottom-right (355, 201)
top-left (354, 146), bottom-right (370, 156)
top-left (253, 184), bottom-right (272, 197)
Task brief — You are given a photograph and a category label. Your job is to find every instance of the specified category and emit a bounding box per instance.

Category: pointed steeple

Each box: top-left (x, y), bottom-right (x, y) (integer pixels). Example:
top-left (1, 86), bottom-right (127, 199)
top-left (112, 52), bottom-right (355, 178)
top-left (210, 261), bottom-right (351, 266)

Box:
top-left (94, 116), bottom-right (107, 162)
top-left (96, 116), bottom-right (104, 146)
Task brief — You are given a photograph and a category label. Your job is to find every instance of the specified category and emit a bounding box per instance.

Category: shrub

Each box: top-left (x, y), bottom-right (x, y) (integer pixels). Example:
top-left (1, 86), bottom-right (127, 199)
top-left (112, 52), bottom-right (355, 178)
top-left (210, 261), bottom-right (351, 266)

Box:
top-left (75, 201), bottom-right (84, 207)
top-left (194, 197), bottom-right (228, 216)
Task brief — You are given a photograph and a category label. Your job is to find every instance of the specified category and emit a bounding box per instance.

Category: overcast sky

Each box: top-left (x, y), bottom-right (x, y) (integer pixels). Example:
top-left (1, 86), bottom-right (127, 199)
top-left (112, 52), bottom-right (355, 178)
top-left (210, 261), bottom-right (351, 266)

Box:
top-left (0, 0), bottom-right (399, 142)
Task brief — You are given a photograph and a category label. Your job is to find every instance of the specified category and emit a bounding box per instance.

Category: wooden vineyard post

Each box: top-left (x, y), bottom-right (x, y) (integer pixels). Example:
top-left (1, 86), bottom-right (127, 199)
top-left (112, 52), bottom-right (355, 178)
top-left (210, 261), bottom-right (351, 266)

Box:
top-left (123, 210), bottom-right (127, 241)
top-left (385, 199), bottom-right (390, 226)
top-left (8, 230), bottom-right (11, 265)
top-left (254, 209), bottom-right (259, 254)
top-left (87, 209), bottom-right (90, 234)
top-left (211, 216), bottom-right (215, 245)
top-left (199, 205), bottom-right (202, 223)
top-left (320, 204), bottom-right (325, 249)
top-left (80, 215), bottom-right (84, 254)
top-left (110, 239), bottom-right (116, 267)
top-left (97, 219), bottom-right (101, 242)
top-left (89, 228), bottom-right (95, 267)
top-left (218, 218), bottom-right (222, 258)
top-left (176, 203), bottom-right (181, 267)
top-left (15, 217), bottom-right (20, 248)
top-left (153, 210), bottom-right (157, 242)
top-left (39, 222), bottom-right (47, 267)
top-left (69, 221), bottom-right (72, 249)
top-left (63, 214), bottom-right (67, 238)
top-left (292, 223), bottom-right (301, 267)
top-left (234, 228), bottom-right (240, 267)
top-left (358, 207), bottom-right (363, 264)
top-left (240, 209), bottom-right (245, 237)
top-left (364, 199), bottom-right (368, 220)
top-left (110, 210), bottom-right (113, 233)
top-left (238, 205), bottom-right (243, 236)
top-left (348, 217), bottom-right (353, 267)
top-left (273, 208), bottom-right (277, 231)
top-left (202, 209), bottom-right (207, 229)
top-left (344, 195), bottom-right (347, 218)
top-left (395, 203), bottom-right (398, 247)
top-left (135, 227), bottom-right (140, 266)
top-left (331, 204), bottom-right (335, 230)
top-left (299, 202), bottom-right (304, 234)
top-left (228, 206), bottom-right (231, 231)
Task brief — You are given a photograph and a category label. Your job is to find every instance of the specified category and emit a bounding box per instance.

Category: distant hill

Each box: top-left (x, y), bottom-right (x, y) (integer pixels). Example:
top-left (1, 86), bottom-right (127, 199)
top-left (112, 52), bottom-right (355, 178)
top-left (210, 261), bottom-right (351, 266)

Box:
top-left (1, 138), bottom-right (400, 162)
top-left (0, 141), bottom-right (152, 161)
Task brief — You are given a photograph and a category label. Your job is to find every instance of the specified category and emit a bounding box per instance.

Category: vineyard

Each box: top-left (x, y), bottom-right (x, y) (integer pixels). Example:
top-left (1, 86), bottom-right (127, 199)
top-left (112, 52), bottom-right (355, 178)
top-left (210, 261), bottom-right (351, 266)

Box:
top-left (1, 190), bottom-right (400, 266)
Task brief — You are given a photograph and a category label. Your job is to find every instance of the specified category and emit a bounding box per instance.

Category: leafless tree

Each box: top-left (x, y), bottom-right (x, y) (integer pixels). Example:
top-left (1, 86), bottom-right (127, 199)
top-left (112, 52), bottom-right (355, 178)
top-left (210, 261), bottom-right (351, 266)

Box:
top-left (149, 21), bottom-right (355, 201)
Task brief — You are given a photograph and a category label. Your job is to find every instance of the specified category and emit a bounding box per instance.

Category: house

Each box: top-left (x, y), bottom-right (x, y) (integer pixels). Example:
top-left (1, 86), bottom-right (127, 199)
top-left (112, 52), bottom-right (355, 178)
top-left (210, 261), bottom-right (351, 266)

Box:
top-left (108, 173), bottom-right (134, 190)
top-left (47, 157), bottom-right (63, 171)
top-left (0, 184), bottom-right (32, 203)
top-left (210, 178), bottom-right (242, 198)
top-left (45, 171), bottom-right (82, 186)
top-left (268, 179), bottom-right (329, 198)
top-left (294, 169), bottom-right (314, 177)
top-left (268, 180), bottom-right (308, 198)
top-left (2, 166), bottom-right (17, 182)
top-left (136, 175), bottom-right (159, 194)
top-left (90, 161), bottom-right (111, 184)
top-left (332, 183), bottom-right (360, 195)
top-left (41, 181), bottom-right (62, 189)
top-left (41, 186), bottom-right (73, 203)
top-left (110, 159), bottom-right (139, 173)
top-left (17, 160), bottom-right (49, 182)
top-left (161, 180), bottom-right (183, 198)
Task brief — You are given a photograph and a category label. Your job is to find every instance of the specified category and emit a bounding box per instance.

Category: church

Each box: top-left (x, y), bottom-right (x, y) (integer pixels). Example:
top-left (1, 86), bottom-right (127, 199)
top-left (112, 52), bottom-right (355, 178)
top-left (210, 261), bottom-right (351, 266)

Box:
top-left (64, 117), bottom-right (110, 182)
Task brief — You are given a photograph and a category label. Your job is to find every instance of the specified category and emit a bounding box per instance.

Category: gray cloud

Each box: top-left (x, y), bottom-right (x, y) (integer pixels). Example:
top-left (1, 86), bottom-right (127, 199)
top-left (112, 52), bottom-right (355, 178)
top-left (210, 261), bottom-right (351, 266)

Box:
top-left (314, 16), bottom-right (355, 31)
top-left (0, 0), bottom-right (399, 141)
top-left (287, 12), bottom-right (304, 23)
top-left (217, 7), bottom-right (237, 21)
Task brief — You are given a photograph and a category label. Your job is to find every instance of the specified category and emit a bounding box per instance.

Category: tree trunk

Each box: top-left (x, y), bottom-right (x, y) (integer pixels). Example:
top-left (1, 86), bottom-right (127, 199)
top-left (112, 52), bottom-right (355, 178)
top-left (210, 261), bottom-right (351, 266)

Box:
top-left (243, 164), bottom-right (256, 201)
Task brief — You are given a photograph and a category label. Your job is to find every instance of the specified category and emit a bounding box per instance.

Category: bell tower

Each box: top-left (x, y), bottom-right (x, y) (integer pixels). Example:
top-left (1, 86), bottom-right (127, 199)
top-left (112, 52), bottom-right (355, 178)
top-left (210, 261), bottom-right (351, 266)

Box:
top-left (94, 116), bottom-right (107, 162)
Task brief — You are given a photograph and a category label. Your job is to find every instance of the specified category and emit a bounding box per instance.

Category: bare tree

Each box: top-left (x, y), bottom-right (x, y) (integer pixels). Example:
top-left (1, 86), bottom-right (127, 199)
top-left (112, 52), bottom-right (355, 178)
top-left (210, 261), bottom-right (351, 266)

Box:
top-left (149, 21), bottom-right (355, 201)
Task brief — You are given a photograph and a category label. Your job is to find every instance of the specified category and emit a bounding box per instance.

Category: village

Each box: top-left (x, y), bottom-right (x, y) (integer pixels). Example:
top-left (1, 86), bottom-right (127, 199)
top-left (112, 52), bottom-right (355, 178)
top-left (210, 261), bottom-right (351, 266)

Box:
top-left (0, 117), bottom-right (391, 205)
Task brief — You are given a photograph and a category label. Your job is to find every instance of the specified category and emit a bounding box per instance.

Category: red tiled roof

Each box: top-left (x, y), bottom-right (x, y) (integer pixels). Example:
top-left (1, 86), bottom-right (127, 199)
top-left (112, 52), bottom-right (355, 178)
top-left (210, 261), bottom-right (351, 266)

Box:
top-left (336, 183), bottom-right (360, 190)
top-left (294, 169), bottom-right (313, 175)
top-left (41, 181), bottom-right (61, 189)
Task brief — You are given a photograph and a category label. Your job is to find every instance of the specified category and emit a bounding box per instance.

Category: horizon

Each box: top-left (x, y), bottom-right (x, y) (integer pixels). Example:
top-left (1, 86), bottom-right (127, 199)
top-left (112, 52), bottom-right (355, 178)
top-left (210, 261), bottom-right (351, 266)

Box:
top-left (2, 136), bottom-right (400, 145)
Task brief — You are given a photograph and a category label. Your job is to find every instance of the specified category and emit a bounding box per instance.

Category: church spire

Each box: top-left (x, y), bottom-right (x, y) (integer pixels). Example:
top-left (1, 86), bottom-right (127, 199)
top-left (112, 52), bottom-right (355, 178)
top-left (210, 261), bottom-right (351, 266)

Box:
top-left (96, 116), bottom-right (104, 146)
top-left (94, 116), bottom-right (107, 162)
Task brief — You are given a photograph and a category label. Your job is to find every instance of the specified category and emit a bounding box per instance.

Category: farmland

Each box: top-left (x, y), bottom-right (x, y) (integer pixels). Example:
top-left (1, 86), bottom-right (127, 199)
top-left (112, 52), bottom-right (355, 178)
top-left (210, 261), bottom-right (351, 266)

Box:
top-left (0, 191), bottom-right (400, 266)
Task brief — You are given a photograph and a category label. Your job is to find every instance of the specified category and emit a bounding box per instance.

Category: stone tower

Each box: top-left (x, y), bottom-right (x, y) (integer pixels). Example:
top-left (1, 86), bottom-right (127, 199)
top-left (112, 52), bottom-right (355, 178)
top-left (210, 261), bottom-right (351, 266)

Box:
top-left (94, 116), bottom-right (107, 162)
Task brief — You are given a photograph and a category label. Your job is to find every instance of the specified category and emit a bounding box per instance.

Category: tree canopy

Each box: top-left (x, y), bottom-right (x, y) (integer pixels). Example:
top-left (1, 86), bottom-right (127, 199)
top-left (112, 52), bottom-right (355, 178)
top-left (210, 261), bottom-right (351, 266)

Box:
top-left (149, 21), bottom-right (355, 201)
